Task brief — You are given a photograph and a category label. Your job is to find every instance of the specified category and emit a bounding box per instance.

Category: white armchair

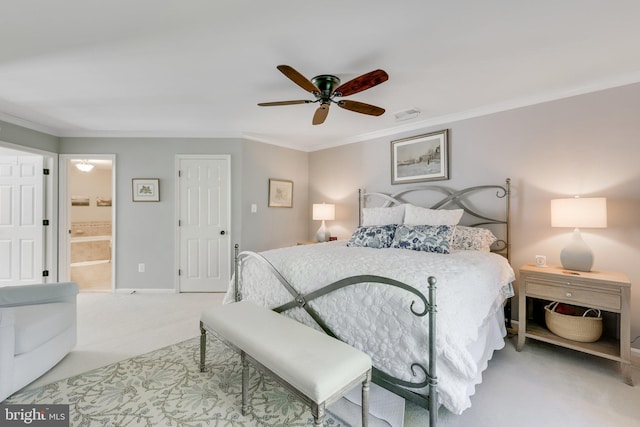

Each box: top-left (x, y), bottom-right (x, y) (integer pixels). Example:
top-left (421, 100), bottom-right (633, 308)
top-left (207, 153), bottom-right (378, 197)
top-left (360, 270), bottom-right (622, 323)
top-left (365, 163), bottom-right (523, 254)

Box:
top-left (0, 282), bottom-right (78, 402)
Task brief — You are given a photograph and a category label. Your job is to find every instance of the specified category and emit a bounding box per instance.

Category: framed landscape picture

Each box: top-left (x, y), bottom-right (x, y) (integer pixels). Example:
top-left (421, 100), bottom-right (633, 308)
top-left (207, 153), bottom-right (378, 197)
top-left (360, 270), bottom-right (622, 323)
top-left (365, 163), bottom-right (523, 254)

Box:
top-left (71, 196), bottom-right (90, 207)
top-left (268, 179), bottom-right (293, 208)
top-left (391, 129), bottom-right (449, 184)
top-left (96, 197), bottom-right (112, 207)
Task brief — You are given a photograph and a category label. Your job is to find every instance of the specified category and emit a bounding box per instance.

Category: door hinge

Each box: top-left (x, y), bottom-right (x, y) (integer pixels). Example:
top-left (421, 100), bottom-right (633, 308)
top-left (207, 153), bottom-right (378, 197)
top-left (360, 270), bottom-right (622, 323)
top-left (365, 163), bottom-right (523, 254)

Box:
top-left (43, 219), bottom-right (49, 226)
top-left (42, 270), bottom-right (49, 277)
top-left (178, 220), bottom-right (181, 227)
top-left (178, 170), bottom-right (182, 177)
top-left (43, 168), bottom-right (50, 175)
top-left (178, 269), bottom-right (182, 276)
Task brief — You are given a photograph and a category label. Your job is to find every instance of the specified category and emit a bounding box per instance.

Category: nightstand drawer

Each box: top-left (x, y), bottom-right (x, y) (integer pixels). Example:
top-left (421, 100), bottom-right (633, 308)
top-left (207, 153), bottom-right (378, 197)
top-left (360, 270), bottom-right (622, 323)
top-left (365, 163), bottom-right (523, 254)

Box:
top-left (526, 281), bottom-right (621, 311)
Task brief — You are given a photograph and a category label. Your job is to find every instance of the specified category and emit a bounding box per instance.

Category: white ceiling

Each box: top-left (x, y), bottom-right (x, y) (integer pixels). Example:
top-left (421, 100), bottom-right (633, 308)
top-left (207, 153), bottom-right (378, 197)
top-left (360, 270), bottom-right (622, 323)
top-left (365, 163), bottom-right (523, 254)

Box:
top-left (2, 0), bottom-right (640, 152)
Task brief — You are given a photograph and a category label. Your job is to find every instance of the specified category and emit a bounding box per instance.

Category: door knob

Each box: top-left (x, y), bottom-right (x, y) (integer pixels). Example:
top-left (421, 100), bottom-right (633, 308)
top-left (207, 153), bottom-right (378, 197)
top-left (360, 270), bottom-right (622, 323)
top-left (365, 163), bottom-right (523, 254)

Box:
top-left (220, 230), bottom-right (226, 235)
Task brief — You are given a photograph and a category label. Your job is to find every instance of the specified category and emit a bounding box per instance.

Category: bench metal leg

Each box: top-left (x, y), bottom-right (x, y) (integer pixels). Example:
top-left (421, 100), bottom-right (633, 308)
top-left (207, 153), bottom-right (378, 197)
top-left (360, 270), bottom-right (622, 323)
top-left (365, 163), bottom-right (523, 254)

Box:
top-left (362, 370), bottom-right (371, 427)
top-left (199, 322), bottom-right (207, 373)
top-left (241, 351), bottom-right (250, 416)
top-left (312, 403), bottom-right (326, 427)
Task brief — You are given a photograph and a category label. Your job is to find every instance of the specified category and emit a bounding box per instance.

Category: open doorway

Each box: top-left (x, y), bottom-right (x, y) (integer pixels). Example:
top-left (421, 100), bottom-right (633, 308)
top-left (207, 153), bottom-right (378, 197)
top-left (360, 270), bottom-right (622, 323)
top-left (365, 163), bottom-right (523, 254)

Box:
top-left (61, 156), bottom-right (115, 292)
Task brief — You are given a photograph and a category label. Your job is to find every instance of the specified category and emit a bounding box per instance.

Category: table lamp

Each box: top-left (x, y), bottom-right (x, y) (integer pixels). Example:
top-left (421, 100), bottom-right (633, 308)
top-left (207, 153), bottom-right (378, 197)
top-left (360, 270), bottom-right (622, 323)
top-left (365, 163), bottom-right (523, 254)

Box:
top-left (550, 197), bottom-right (607, 272)
top-left (313, 203), bottom-right (335, 242)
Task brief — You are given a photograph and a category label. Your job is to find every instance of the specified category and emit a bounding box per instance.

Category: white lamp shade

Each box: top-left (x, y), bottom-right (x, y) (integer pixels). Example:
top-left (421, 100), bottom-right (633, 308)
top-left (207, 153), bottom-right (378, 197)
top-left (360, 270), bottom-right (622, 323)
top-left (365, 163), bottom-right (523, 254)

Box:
top-left (550, 197), bottom-right (607, 228)
top-left (312, 203), bottom-right (335, 221)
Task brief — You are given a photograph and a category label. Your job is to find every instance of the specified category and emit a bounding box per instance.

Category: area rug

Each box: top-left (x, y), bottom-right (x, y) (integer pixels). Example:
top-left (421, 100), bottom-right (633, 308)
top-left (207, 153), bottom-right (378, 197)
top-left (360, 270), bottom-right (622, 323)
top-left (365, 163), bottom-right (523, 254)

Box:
top-left (6, 336), bottom-right (362, 426)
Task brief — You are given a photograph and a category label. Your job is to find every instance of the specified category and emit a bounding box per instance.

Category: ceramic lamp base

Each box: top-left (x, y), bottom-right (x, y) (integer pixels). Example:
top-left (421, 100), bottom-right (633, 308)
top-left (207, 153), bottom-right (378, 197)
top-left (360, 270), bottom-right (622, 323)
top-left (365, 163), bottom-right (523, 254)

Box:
top-left (560, 228), bottom-right (594, 272)
top-left (315, 220), bottom-right (331, 242)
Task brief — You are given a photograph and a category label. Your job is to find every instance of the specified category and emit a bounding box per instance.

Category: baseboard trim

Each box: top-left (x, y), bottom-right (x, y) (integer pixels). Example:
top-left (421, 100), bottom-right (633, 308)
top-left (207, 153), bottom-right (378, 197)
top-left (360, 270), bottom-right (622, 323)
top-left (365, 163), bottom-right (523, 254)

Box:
top-left (115, 288), bottom-right (177, 294)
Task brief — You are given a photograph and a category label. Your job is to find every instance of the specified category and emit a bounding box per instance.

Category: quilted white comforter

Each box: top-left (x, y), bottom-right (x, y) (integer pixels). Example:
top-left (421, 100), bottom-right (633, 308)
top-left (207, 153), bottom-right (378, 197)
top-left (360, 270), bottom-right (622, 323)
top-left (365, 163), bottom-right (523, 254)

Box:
top-left (224, 240), bottom-right (515, 414)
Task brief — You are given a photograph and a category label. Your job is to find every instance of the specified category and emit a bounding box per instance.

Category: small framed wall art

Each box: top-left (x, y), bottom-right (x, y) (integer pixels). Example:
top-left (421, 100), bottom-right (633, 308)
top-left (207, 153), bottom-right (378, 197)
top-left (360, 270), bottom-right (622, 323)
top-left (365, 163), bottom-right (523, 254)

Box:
top-left (96, 197), bottom-right (112, 207)
top-left (391, 129), bottom-right (449, 184)
top-left (71, 196), bottom-right (90, 207)
top-left (268, 179), bottom-right (293, 208)
top-left (132, 178), bottom-right (160, 202)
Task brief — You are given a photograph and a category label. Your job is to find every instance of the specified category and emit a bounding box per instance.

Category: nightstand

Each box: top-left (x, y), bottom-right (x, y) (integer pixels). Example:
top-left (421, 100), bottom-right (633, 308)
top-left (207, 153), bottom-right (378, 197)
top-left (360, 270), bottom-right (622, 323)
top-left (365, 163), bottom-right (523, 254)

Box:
top-left (517, 264), bottom-right (633, 385)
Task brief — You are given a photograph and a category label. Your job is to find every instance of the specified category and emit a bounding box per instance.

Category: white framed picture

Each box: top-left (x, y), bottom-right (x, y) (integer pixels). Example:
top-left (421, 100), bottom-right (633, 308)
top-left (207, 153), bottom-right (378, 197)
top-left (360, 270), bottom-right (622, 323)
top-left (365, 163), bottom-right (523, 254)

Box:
top-left (132, 178), bottom-right (160, 202)
top-left (391, 129), bottom-right (449, 184)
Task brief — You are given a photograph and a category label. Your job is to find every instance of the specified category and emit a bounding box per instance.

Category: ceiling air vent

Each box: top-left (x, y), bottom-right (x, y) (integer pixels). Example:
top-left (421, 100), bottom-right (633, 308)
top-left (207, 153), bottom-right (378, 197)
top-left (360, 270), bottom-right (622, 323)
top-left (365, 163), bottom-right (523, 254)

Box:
top-left (394, 108), bottom-right (421, 122)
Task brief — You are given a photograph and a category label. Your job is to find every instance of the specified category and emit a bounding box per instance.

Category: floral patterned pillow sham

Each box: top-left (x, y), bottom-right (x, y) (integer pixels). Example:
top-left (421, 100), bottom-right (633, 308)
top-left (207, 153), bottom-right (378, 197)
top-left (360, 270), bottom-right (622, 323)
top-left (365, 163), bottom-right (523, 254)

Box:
top-left (347, 224), bottom-right (397, 249)
top-left (390, 224), bottom-right (455, 254)
top-left (452, 226), bottom-right (497, 252)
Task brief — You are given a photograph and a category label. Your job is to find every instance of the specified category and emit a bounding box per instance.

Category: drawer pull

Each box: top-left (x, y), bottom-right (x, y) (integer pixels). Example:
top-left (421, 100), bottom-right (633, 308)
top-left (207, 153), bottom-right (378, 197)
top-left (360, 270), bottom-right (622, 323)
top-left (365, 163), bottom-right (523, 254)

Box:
top-left (565, 292), bottom-right (573, 298)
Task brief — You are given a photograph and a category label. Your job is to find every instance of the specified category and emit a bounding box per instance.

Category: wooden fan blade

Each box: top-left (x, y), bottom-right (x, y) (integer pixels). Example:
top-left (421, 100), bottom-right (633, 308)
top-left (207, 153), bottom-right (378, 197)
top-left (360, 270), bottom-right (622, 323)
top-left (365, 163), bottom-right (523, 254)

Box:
top-left (277, 65), bottom-right (320, 94)
top-left (312, 104), bottom-right (330, 125)
top-left (338, 100), bottom-right (385, 116)
top-left (258, 100), bottom-right (311, 106)
top-left (334, 69), bottom-right (388, 97)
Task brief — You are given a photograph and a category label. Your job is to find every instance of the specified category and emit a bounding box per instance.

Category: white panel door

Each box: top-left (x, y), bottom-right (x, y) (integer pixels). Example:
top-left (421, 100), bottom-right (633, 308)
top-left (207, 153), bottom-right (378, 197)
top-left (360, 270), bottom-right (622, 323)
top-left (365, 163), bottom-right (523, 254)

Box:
top-left (0, 155), bottom-right (43, 285)
top-left (178, 156), bottom-right (230, 292)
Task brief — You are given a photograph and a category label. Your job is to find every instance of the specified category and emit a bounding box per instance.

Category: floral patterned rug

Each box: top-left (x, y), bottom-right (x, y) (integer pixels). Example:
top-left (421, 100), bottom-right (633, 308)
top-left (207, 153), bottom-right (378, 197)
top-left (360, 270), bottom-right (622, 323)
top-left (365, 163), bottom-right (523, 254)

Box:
top-left (7, 337), bottom-right (351, 426)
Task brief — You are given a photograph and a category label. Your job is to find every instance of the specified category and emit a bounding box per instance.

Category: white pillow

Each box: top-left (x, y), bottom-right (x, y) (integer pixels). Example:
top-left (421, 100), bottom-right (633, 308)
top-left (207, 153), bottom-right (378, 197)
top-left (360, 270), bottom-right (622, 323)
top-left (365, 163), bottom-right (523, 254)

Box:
top-left (362, 205), bottom-right (405, 226)
top-left (403, 204), bottom-right (463, 225)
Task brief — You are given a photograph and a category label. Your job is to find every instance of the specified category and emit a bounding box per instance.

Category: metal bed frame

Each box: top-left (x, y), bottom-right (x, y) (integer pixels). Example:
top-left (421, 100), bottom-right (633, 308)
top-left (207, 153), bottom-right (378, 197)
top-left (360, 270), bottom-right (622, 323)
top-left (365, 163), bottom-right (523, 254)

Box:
top-left (359, 178), bottom-right (512, 325)
top-left (232, 179), bottom-right (511, 427)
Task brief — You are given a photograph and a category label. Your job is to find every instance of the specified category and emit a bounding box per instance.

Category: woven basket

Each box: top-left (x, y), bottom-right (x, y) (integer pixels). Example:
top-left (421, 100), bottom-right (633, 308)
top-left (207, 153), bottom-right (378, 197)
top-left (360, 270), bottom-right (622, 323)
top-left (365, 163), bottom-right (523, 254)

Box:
top-left (544, 302), bottom-right (602, 343)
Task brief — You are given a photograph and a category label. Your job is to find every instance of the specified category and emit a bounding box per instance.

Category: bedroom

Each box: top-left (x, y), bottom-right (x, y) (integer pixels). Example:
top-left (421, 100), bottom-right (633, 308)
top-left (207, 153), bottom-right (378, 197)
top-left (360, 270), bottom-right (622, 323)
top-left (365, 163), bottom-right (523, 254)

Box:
top-left (1, 1), bottom-right (640, 425)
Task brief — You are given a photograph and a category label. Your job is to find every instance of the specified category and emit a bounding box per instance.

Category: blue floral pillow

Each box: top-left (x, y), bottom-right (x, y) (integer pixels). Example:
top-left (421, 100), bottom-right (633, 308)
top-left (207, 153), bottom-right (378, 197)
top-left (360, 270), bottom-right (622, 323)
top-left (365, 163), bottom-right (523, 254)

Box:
top-left (390, 224), bottom-right (455, 254)
top-left (347, 225), bottom-right (397, 249)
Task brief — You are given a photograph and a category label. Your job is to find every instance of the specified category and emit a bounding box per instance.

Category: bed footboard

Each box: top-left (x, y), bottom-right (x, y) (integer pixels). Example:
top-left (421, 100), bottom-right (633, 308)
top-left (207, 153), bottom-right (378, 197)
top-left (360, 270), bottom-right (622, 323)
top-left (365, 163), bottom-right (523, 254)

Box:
top-left (233, 244), bottom-right (439, 426)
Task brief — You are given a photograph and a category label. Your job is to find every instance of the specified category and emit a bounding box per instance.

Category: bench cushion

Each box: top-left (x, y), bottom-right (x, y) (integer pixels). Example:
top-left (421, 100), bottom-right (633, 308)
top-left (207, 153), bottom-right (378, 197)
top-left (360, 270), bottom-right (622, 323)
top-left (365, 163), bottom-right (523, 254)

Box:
top-left (201, 301), bottom-right (371, 403)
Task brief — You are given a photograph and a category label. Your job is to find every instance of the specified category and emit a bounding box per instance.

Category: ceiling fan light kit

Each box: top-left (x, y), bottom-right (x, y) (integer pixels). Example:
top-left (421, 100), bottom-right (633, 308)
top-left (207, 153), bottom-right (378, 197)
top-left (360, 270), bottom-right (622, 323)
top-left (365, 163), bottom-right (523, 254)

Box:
top-left (258, 65), bottom-right (389, 125)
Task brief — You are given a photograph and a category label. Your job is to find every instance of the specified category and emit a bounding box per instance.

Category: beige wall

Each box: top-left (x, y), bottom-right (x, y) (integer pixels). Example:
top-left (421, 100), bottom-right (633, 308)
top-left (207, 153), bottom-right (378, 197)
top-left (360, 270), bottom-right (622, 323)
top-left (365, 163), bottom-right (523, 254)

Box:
top-left (69, 165), bottom-right (112, 223)
top-left (240, 140), bottom-right (309, 252)
top-left (308, 82), bottom-right (640, 348)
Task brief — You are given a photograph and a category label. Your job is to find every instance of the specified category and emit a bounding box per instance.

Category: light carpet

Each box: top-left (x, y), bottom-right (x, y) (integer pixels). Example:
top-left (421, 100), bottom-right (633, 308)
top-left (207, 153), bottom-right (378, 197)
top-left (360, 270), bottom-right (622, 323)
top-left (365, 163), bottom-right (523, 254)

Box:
top-left (6, 336), bottom-right (390, 426)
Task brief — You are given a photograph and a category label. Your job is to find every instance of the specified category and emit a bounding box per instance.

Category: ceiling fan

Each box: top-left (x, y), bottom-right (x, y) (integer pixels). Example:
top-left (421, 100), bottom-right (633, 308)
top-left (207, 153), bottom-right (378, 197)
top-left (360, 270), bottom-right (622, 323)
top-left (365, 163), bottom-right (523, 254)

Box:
top-left (258, 65), bottom-right (389, 125)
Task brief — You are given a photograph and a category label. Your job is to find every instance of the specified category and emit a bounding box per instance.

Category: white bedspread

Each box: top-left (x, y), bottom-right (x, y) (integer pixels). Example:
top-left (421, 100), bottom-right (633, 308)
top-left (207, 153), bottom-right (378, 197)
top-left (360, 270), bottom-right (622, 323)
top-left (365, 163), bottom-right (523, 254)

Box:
top-left (224, 241), bottom-right (515, 414)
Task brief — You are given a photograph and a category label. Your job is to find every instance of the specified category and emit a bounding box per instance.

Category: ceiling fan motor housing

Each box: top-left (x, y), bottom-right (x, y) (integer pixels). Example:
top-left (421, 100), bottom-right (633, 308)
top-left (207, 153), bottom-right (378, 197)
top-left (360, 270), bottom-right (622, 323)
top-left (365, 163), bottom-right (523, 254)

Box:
top-left (311, 75), bottom-right (341, 99)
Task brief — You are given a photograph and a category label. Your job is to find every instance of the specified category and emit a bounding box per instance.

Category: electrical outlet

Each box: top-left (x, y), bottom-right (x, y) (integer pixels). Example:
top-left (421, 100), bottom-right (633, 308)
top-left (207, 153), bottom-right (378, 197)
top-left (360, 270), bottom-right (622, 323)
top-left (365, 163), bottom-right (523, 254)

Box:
top-left (138, 263), bottom-right (145, 273)
top-left (251, 203), bottom-right (257, 213)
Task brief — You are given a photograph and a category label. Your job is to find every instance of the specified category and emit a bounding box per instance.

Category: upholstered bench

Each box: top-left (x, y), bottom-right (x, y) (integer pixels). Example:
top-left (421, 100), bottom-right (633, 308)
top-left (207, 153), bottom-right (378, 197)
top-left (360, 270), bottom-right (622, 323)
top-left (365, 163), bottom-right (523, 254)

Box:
top-left (200, 300), bottom-right (372, 427)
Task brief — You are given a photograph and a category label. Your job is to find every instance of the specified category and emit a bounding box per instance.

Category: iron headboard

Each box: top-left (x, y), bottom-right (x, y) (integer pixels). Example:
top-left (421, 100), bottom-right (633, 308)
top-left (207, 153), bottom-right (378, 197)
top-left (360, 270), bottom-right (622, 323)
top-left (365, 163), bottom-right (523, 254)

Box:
top-left (358, 178), bottom-right (511, 262)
